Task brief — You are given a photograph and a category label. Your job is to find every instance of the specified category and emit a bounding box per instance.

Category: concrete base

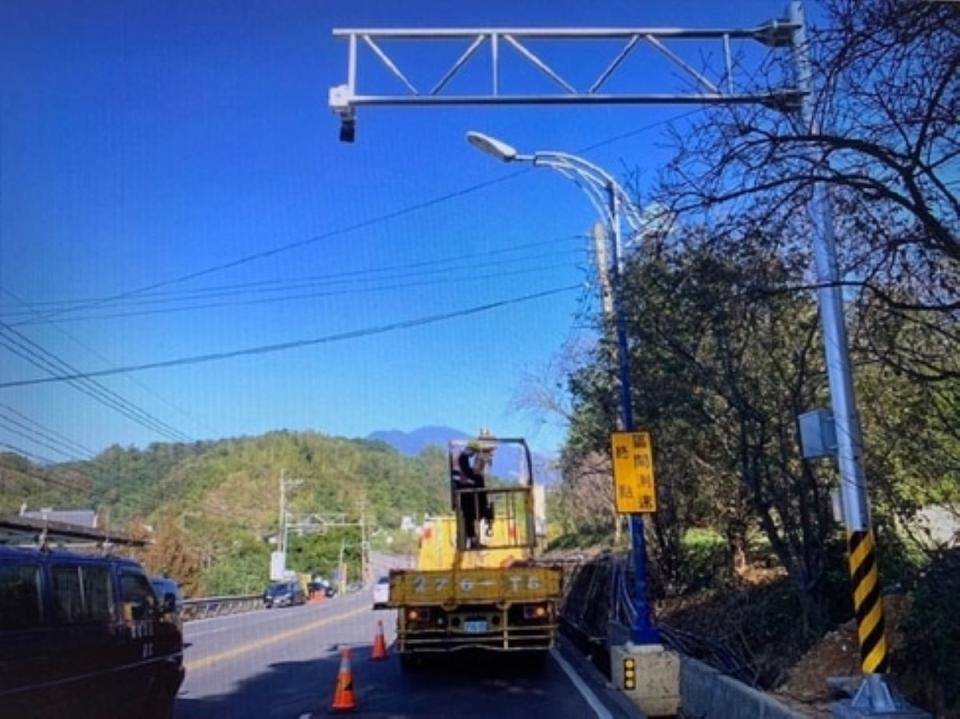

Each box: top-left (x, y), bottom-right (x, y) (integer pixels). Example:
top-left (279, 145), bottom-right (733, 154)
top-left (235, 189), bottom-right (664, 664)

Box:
top-left (831, 674), bottom-right (932, 719)
top-left (611, 643), bottom-right (681, 717)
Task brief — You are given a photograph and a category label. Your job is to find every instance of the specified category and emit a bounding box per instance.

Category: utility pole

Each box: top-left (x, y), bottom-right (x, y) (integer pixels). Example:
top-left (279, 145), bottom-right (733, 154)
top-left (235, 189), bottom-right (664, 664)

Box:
top-left (360, 504), bottom-right (368, 586)
top-left (278, 469), bottom-right (287, 555)
top-left (593, 221), bottom-right (622, 549)
top-left (273, 470), bottom-right (303, 579)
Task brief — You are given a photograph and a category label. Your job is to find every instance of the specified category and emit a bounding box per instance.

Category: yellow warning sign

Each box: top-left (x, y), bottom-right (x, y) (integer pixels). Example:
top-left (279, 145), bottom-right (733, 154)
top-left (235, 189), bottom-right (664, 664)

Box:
top-left (611, 432), bottom-right (657, 514)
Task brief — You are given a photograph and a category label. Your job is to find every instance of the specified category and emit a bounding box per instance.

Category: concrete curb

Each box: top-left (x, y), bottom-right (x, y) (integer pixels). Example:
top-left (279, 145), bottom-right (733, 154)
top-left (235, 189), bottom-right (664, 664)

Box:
top-left (679, 656), bottom-right (801, 719)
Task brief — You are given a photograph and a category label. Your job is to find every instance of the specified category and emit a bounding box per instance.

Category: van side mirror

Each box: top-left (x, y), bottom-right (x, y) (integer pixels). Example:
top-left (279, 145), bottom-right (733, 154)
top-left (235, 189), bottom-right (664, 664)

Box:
top-left (124, 599), bottom-right (148, 621)
top-left (161, 593), bottom-right (178, 614)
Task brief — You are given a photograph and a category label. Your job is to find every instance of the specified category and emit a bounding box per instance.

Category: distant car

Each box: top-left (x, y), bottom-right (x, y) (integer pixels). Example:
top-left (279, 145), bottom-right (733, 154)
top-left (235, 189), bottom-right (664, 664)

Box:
top-left (372, 575), bottom-right (390, 609)
top-left (151, 576), bottom-right (184, 629)
top-left (308, 580), bottom-right (337, 598)
top-left (263, 580), bottom-right (306, 608)
top-left (0, 546), bottom-right (184, 718)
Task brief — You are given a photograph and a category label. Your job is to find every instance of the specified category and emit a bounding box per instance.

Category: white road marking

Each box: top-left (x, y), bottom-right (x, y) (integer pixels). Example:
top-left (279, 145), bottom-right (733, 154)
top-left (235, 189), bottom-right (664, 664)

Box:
top-left (550, 649), bottom-right (614, 719)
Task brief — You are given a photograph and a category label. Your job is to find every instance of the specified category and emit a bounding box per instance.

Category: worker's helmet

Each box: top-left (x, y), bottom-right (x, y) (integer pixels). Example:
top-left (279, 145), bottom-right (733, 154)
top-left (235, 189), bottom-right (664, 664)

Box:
top-left (474, 428), bottom-right (496, 452)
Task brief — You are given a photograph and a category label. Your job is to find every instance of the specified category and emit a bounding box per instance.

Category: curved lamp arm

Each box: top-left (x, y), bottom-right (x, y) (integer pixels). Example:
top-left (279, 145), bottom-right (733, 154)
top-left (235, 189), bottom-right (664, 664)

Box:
top-left (533, 152), bottom-right (645, 236)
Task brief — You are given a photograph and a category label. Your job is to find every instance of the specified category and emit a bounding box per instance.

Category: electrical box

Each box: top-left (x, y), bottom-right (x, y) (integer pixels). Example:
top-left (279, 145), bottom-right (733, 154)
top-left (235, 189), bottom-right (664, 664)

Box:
top-left (798, 409), bottom-right (837, 459)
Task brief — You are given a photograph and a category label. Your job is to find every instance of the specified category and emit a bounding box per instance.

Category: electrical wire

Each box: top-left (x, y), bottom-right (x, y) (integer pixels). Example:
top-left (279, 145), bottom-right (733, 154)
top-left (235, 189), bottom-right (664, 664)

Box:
top-left (0, 237), bottom-right (585, 317)
top-left (0, 403), bottom-right (97, 457)
top-left (0, 444), bottom-right (88, 493)
top-left (12, 260), bottom-right (580, 325)
top-left (0, 324), bottom-right (193, 442)
top-left (0, 413), bottom-right (92, 461)
top-left (2, 289), bottom-right (215, 438)
top-left (22, 111), bottom-right (700, 326)
top-left (0, 284), bottom-right (582, 389)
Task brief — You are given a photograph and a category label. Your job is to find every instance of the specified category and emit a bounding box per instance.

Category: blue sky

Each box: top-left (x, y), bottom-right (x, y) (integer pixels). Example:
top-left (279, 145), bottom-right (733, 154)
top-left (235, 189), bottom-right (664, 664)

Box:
top-left (0, 0), bottom-right (797, 461)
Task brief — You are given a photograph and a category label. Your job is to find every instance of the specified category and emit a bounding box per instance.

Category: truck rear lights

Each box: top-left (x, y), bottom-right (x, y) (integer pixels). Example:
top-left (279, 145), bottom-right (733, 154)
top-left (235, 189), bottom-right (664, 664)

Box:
top-left (523, 604), bottom-right (548, 619)
top-left (407, 608), bottom-right (431, 622)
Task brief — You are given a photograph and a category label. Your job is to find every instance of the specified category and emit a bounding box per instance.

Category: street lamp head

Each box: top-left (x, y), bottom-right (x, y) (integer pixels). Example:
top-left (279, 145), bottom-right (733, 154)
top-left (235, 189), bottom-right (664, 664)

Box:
top-left (466, 131), bottom-right (520, 162)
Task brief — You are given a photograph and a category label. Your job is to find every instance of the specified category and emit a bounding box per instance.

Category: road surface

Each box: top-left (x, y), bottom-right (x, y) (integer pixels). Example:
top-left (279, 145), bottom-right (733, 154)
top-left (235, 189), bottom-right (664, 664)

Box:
top-left (176, 576), bottom-right (634, 718)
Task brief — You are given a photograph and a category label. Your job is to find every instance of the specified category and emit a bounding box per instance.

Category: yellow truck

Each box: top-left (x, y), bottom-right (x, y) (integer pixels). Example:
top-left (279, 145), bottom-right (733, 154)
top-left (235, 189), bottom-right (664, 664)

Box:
top-left (388, 436), bottom-right (563, 666)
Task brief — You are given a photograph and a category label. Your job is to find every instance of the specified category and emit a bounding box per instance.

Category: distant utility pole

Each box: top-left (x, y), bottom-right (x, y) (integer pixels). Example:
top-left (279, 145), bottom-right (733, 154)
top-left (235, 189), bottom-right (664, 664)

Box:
top-left (286, 510), bottom-right (370, 588)
top-left (274, 470), bottom-right (303, 578)
top-left (360, 504), bottom-right (368, 585)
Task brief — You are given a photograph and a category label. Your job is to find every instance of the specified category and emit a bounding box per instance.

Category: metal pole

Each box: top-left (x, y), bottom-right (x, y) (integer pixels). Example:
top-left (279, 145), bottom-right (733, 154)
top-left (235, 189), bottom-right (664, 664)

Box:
top-left (592, 222), bottom-right (622, 548)
top-left (789, 0), bottom-right (888, 678)
top-left (361, 505), bottom-right (367, 586)
top-left (279, 469), bottom-right (286, 555)
top-left (608, 183), bottom-right (660, 646)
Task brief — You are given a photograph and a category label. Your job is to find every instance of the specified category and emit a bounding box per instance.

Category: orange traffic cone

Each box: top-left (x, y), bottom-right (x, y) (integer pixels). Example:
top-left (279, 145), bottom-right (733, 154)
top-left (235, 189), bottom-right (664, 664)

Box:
top-left (330, 647), bottom-right (357, 712)
top-left (371, 621), bottom-right (388, 660)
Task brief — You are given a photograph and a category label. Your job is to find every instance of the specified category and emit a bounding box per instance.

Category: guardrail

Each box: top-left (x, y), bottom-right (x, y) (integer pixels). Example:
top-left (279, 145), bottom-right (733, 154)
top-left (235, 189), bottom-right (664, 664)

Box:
top-left (181, 594), bottom-right (264, 621)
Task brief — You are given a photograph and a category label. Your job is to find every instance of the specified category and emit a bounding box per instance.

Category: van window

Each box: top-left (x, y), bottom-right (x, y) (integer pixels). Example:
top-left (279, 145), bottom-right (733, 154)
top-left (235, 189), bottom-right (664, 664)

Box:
top-left (0, 563), bottom-right (43, 629)
top-left (120, 569), bottom-right (157, 620)
top-left (82, 565), bottom-right (116, 622)
top-left (53, 566), bottom-right (84, 623)
top-left (52, 565), bottom-right (117, 623)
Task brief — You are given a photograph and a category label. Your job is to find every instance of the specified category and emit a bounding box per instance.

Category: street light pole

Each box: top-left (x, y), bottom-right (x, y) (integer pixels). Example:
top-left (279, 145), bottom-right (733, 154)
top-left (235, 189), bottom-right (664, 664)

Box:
top-left (606, 183), bottom-right (660, 646)
top-left (466, 131), bottom-right (660, 645)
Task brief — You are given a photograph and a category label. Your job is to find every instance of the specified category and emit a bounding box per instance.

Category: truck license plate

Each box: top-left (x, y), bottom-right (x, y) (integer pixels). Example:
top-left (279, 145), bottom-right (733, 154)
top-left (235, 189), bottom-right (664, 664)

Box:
top-left (464, 620), bottom-right (487, 633)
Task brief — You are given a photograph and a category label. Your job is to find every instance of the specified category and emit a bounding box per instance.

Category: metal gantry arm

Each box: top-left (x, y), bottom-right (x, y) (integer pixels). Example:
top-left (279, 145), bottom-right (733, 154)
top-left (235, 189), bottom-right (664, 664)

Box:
top-left (330, 23), bottom-right (801, 140)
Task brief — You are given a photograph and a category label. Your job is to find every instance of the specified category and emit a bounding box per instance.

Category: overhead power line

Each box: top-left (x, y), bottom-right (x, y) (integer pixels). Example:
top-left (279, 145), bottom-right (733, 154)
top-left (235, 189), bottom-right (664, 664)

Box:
top-left (0, 413), bottom-right (92, 462)
top-left (11, 260), bottom-right (582, 325)
top-left (0, 284), bottom-right (581, 389)
top-left (0, 443), bottom-right (89, 493)
top-left (1, 237), bottom-right (584, 316)
top-left (0, 402), bottom-right (97, 457)
top-left (0, 323), bottom-right (193, 442)
top-left (2, 288), bottom-right (214, 438)
top-left (24, 111), bottom-right (698, 326)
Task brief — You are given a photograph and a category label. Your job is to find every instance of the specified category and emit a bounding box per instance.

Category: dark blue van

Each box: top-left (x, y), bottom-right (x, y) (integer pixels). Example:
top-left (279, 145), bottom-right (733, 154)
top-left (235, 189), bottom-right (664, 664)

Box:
top-left (0, 547), bottom-right (184, 719)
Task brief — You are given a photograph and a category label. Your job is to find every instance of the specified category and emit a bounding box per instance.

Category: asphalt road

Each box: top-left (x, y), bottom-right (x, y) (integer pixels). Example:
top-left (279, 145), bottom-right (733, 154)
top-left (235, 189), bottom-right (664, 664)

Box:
top-left (175, 565), bottom-right (634, 719)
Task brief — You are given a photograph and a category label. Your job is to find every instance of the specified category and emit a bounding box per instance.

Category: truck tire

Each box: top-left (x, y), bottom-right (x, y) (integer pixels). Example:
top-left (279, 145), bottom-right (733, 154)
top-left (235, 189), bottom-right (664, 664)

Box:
top-left (400, 653), bottom-right (424, 672)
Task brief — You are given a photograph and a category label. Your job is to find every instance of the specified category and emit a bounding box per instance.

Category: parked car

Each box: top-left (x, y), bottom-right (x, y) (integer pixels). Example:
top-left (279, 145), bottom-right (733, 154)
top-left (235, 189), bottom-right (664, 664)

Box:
top-left (0, 546), bottom-right (184, 719)
top-left (372, 575), bottom-right (390, 609)
top-left (308, 580), bottom-right (336, 599)
top-left (263, 580), bottom-right (306, 608)
top-left (150, 576), bottom-right (184, 630)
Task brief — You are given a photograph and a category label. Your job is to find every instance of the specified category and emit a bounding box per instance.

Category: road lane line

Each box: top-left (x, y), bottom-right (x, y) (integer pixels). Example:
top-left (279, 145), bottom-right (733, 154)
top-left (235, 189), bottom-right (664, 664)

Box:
top-left (186, 603), bottom-right (350, 638)
top-left (186, 605), bottom-right (369, 673)
top-left (550, 649), bottom-right (614, 719)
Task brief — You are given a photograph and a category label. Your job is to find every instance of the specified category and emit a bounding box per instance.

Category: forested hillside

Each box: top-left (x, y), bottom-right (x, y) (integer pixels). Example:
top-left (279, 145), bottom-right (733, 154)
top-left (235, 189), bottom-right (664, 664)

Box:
top-left (1, 431), bottom-right (450, 595)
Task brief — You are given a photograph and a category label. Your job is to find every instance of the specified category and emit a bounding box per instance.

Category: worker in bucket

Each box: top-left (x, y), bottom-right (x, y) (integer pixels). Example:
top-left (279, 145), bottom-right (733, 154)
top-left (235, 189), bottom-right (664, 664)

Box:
top-left (455, 436), bottom-right (494, 548)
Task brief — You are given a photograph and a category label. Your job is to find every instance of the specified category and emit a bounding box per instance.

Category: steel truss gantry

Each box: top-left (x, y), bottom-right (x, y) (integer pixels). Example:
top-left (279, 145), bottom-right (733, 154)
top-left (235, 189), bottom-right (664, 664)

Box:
top-left (328, 22), bottom-right (800, 141)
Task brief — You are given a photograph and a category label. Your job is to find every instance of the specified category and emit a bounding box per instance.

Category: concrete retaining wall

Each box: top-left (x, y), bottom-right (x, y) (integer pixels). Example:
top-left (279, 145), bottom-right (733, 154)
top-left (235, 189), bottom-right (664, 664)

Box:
top-left (679, 656), bottom-right (801, 719)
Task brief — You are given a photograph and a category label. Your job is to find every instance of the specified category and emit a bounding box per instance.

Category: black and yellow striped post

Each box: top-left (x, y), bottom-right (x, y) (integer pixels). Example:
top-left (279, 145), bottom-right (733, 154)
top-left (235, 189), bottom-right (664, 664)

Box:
top-left (848, 530), bottom-right (889, 674)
